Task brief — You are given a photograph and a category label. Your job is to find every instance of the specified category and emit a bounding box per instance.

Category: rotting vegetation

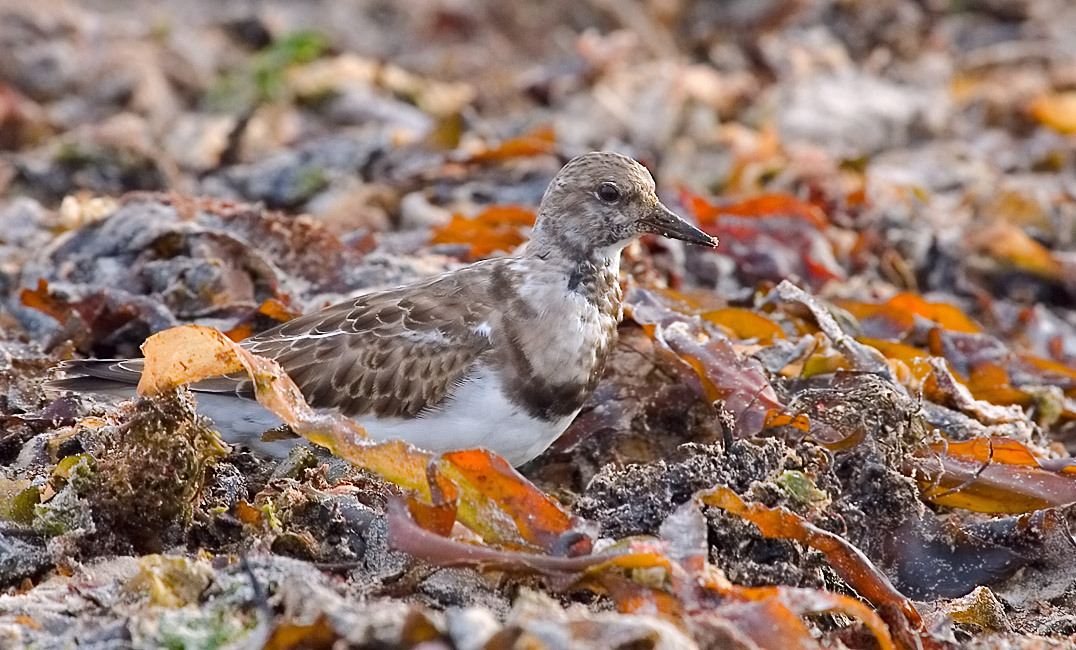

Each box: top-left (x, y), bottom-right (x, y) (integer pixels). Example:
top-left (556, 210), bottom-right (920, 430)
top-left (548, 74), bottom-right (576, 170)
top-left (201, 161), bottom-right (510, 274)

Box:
top-left (3, 0), bottom-right (1076, 648)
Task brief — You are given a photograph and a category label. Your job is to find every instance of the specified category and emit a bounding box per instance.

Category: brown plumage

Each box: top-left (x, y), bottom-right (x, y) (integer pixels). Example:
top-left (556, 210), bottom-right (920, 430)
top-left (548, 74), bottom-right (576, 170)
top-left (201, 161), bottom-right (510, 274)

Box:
top-left (54, 152), bottom-right (717, 465)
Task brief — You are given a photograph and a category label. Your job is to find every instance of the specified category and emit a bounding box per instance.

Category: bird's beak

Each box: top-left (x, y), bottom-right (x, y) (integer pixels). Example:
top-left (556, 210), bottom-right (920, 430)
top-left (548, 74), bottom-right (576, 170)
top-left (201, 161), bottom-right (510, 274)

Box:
top-left (642, 202), bottom-right (719, 248)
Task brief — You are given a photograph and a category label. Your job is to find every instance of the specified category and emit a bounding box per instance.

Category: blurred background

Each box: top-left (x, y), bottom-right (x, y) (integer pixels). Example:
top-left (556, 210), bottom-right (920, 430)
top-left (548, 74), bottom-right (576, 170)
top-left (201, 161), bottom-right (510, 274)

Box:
top-left (1, 0), bottom-right (1072, 209)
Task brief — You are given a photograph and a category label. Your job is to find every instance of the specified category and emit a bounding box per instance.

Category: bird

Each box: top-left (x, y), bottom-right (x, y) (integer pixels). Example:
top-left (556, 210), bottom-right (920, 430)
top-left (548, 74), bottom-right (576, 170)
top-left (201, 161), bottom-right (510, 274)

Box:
top-left (52, 152), bottom-right (718, 466)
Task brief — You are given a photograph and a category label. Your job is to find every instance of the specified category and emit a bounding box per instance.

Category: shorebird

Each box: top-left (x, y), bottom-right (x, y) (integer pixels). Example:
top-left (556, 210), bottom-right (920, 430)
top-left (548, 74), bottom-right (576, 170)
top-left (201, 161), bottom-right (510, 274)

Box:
top-left (54, 152), bottom-right (717, 466)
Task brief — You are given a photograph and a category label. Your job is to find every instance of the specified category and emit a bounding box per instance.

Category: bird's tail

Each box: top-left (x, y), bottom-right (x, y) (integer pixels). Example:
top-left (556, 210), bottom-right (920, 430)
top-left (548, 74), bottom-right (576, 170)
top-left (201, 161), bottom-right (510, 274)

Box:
top-left (50, 358), bottom-right (299, 459)
top-left (49, 359), bottom-right (145, 397)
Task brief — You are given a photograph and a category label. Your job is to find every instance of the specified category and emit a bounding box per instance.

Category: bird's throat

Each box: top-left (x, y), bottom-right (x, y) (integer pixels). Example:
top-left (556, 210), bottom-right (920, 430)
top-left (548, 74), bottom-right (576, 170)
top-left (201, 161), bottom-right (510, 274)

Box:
top-left (567, 254), bottom-right (622, 312)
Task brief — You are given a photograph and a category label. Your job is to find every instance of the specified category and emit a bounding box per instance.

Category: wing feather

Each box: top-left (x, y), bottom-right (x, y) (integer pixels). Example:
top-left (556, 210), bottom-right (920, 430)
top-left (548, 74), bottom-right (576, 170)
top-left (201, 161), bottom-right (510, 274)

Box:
top-left (52, 261), bottom-right (509, 419)
top-left (238, 263), bottom-right (501, 418)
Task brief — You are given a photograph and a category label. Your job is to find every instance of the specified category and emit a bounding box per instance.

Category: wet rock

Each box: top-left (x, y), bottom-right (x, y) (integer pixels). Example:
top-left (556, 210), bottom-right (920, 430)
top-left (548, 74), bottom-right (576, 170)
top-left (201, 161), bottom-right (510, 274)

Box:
top-left (206, 134), bottom-right (383, 210)
top-left (0, 531), bottom-right (51, 589)
top-left (419, 567), bottom-right (510, 614)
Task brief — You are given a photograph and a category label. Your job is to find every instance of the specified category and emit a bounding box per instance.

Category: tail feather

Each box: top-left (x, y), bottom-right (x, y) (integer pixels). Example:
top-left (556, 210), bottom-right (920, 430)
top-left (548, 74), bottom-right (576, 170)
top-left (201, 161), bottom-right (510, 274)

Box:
top-left (51, 358), bottom-right (297, 460)
top-left (49, 359), bottom-right (145, 397)
top-left (51, 359), bottom-right (254, 396)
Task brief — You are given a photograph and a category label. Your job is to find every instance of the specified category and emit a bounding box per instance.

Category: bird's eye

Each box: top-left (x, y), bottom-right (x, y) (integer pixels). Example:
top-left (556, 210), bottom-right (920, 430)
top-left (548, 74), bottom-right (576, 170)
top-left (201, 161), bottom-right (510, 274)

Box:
top-left (597, 182), bottom-right (621, 203)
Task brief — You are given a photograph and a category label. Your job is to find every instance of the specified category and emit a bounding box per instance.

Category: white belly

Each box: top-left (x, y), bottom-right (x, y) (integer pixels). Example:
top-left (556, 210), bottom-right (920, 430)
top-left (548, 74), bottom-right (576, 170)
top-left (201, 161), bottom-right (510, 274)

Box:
top-left (359, 366), bottom-right (577, 466)
top-left (194, 366), bottom-right (576, 467)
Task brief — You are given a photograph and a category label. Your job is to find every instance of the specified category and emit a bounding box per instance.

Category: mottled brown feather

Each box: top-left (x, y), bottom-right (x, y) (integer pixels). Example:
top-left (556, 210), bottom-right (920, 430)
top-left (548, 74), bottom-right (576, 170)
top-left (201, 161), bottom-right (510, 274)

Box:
top-left (227, 261), bottom-right (504, 418)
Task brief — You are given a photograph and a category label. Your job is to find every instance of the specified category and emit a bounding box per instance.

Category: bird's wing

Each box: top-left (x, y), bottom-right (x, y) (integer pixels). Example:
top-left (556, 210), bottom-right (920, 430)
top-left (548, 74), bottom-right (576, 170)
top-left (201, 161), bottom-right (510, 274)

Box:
top-left (54, 263), bottom-right (505, 419)
top-left (223, 263), bottom-right (499, 418)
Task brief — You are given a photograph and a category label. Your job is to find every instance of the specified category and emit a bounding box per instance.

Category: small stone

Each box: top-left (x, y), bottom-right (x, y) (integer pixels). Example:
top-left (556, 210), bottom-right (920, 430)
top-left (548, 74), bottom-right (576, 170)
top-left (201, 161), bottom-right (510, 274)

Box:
top-left (445, 607), bottom-right (501, 650)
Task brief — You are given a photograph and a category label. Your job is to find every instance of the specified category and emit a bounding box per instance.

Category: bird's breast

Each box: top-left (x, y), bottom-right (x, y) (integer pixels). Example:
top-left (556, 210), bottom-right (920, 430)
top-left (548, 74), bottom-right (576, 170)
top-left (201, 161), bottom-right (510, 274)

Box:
top-left (493, 264), bottom-right (621, 421)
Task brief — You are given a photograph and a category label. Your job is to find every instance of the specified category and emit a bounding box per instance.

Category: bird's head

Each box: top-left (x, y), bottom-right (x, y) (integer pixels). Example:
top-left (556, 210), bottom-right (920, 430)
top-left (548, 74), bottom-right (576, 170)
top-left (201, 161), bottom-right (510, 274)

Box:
top-left (529, 152), bottom-right (717, 262)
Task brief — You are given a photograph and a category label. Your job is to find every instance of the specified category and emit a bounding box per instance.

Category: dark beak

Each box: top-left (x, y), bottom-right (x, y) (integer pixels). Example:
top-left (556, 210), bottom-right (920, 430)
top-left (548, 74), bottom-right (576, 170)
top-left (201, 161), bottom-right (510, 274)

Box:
top-left (643, 202), bottom-right (719, 248)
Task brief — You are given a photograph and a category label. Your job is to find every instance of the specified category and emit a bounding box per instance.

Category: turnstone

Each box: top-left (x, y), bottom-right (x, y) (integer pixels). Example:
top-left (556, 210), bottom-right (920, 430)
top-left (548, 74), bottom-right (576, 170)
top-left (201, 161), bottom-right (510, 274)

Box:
top-left (53, 152), bottom-right (717, 466)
